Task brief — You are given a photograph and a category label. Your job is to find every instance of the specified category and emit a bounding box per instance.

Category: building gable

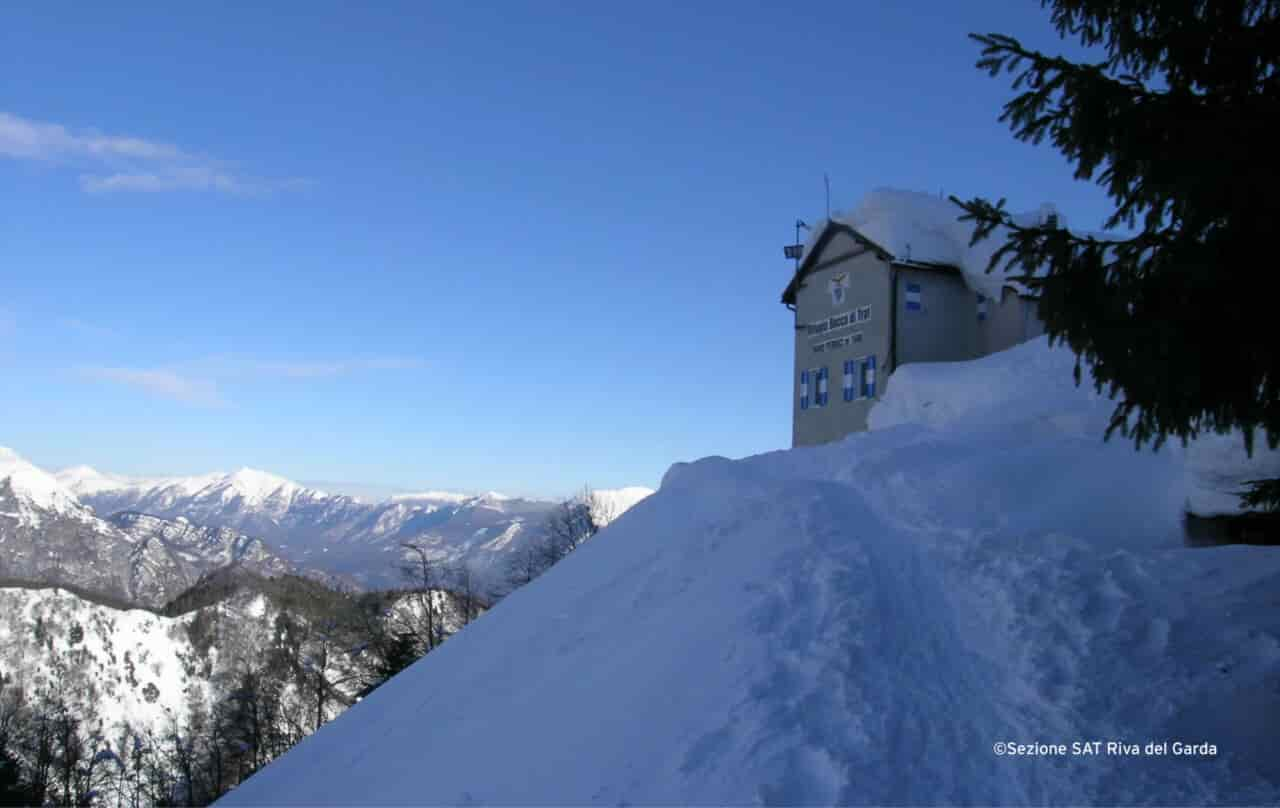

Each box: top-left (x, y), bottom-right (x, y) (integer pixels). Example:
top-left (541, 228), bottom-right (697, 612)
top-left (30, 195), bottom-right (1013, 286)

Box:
top-left (781, 222), bottom-right (890, 307)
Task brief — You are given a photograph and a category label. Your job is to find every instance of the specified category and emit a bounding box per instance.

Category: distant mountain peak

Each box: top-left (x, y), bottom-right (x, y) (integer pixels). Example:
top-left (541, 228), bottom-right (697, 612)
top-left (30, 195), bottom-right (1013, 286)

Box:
top-left (389, 490), bottom-right (475, 505)
top-left (1, 447), bottom-right (83, 519)
top-left (55, 464), bottom-right (136, 496)
top-left (224, 467), bottom-right (307, 502)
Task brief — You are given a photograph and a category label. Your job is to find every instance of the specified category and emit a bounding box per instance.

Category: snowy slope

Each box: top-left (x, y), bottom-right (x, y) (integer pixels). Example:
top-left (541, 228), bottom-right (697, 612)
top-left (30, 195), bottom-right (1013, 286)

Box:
top-left (219, 339), bottom-right (1280, 806)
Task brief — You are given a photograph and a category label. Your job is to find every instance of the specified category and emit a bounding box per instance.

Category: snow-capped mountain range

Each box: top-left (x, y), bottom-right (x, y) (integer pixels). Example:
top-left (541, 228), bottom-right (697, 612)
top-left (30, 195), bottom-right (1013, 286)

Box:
top-left (0, 449), bottom-right (295, 607)
top-left (2, 451), bottom-right (654, 593)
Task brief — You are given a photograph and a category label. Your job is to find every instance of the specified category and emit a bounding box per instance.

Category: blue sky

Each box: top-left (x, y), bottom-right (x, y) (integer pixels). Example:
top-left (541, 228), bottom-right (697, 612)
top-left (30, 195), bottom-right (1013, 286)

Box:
top-left (1, 1), bottom-right (1116, 498)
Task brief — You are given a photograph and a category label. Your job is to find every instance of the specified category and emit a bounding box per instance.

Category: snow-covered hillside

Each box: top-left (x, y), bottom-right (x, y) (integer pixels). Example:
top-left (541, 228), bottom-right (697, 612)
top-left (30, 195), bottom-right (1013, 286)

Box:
top-left (0, 585), bottom-right (264, 734)
top-left (219, 338), bottom-right (1280, 806)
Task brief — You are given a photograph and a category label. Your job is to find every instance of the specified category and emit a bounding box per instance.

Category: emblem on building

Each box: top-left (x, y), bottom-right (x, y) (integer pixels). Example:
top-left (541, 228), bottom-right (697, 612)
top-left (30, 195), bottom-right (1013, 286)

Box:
top-left (829, 272), bottom-right (850, 305)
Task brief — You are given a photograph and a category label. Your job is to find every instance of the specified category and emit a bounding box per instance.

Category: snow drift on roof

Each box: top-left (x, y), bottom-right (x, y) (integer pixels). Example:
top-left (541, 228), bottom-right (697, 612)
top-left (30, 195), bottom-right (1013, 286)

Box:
top-left (803, 188), bottom-right (1064, 298)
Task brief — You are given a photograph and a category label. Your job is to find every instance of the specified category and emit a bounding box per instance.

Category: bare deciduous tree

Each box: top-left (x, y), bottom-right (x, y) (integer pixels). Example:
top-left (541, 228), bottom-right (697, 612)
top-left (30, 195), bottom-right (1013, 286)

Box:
top-left (398, 542), bottom-right (443, 653)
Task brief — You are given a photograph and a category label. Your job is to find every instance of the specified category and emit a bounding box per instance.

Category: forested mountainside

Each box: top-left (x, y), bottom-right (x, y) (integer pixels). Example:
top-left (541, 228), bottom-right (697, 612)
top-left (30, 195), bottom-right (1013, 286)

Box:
top-left (0, 568), bottom-right (480, 806)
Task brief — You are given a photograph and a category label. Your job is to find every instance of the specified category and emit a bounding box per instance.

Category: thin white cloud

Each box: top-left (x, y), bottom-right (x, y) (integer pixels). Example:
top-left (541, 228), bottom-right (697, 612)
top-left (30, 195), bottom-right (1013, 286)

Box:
top-left (0, 112), bottom-right (185, 162)
top-left (80, 169), bottom-right (313, 196)
top-left (248, 358), bottom-right (429, 378)
top-left (1, 111), bottom-right (307, 195)
top-left (187, 356), bottom-right (430, 379)
top-left (76, 356), bottom-right (426, 406)
top-left (80, 367), bottom-right (225, 408)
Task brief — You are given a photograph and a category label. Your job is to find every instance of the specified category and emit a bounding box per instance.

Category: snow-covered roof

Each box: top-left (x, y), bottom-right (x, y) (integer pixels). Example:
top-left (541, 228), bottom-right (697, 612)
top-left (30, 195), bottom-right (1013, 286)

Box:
top-left (784, 188), bottom-right (1064, 302)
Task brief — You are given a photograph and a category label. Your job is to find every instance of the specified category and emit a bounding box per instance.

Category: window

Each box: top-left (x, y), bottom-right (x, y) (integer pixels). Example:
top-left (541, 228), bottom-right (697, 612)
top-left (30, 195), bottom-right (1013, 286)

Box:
top-left (816, 367), bottom-right (829, 407)
top-left (861, 355), bottom-right (877, 398)
top-left (842, 360), bottom-right (856, 401)
top-left (905, 282), bottom-right (922, 311)
top-left (799, 370), bottom-right (810, 410)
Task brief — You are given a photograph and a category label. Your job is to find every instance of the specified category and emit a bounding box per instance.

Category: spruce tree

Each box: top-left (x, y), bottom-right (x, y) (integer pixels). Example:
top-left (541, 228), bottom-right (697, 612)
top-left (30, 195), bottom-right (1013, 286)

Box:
top-left (0, 746), bottom-right (34, 806)
top-left (953, 0), bottom-right (1280, 509)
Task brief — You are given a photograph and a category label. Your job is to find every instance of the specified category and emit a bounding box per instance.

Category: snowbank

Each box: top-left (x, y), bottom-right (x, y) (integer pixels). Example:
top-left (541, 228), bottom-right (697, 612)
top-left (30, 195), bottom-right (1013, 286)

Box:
top-left (871, 337), bottom-right (1278, 520)
top-left (867, 336), bottom-right (1109, 435)
top-left (218, 341), bottom-right (1280, 806)
top-left (1185, 429), bottom-right (1280, 517)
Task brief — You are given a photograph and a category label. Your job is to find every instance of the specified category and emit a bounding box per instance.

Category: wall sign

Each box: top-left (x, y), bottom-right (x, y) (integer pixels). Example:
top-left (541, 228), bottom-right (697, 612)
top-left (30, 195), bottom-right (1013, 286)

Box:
top-left (813, 332), bottom-right (863, 354)
top-left (829, 272), bottom-right (850, 305)
top-left (807, 307), bottom-right (869, 341)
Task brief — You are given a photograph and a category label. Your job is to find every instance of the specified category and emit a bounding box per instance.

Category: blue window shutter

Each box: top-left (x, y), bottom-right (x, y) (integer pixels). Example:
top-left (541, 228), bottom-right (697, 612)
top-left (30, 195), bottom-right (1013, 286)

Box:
top-left (905, 282), bottom-right (922, 311)
top-left (817, 367), bottom-right (828, 407)
top-left (800, 370), bottom-right (809, 410)
top-left (864, 355), bottom-right (877, 398)
top-left (843, 360), bottom-right (854, 401)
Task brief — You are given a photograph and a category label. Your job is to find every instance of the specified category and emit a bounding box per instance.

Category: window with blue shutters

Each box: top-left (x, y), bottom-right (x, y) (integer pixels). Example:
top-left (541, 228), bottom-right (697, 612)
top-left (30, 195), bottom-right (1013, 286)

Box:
top-left (816, 367), bottom-right (829, 407)
top-left (799, 370), bottom-right (810, 410)
top-left (842, 360), bottom-right (855, 401)
top-left (862, 355), bottom-right (877, 398)
top-left (905, 282), bottom-right (922, 311)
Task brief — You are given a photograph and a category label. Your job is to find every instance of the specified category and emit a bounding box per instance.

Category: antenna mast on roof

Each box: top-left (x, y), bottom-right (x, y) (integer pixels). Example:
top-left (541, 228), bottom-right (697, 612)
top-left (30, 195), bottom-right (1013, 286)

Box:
top-left (784, 220), bottom-right (810, 272)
